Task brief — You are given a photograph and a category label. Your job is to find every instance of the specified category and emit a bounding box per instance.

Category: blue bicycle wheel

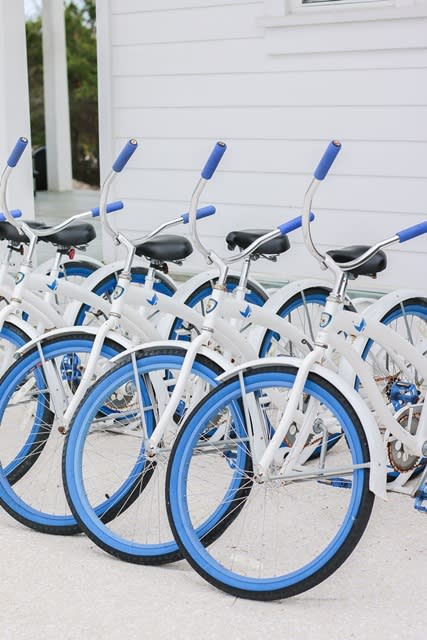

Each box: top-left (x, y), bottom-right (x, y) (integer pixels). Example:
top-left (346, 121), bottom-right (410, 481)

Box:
top-left (0, 321), bottom-right (34, 483)
top-left (258, 287), bottom-right (331, 358)
top-left (0, 333), bottom-right (125, 534)
top-left (358, 297), bottom-right (427, 479)
top-left (74, 266), bottom-right (176, 326)
top-left (60, 259), bottom-right (98, 280)
top-left (63, 346), bottom-right (224, 564)
top-left (166, 364), bottom-right (374, 601)
top-left (168, 275), bottom-right (268, 341)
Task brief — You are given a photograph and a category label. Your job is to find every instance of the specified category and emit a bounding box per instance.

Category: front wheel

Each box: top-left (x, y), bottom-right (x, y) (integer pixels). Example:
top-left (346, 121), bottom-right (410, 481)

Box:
top-left (63, 346), bottom-right (226, 564)
top-left (0, 333), bottom-right (126, 534)
top-left (166, 364), bottom-right (374, 601)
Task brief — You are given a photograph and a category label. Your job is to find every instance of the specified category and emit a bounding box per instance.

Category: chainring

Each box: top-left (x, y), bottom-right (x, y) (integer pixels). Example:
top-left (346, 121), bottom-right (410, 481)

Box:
top-left (387, 408), bottom-right (421, 473)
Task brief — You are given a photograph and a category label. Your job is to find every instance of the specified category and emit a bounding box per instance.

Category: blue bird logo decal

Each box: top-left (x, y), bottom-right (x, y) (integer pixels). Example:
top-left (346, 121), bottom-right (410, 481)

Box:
top-left (147, 294), bottom-right (158, 306)
top-left (240, 305), bottom-right (252, 319)
top-left (47, 279), bottom-right (58, 291)
top-left (353, 318), bottom-right (366, 333)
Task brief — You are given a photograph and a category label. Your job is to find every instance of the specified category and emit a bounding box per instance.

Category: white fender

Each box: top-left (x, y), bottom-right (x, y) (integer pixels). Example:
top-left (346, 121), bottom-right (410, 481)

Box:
top-left (108, 338), bottom-right (234, 376)
top-left (159, 269), bottom-right (268, 341)
top-left (63, 257), bottom-right (177, 324)
top-left (248, 278), bottom-right (332, 352)
top-left (216, 355), bottom-right (388, 500)
top-left (220, 296), bottom-right (313, 355)
top-left (34, 254), bottom-right (103, 275)
top-left (363, 288), bottom-right (427, 320)
top-left (12, 324), bottom-right (134, 360)
top-left (344, 289), bottom-right (427, 365)
top-left (0, 280), bottom-right (64, 329)
top-left (168, 268), bottom-right (219, 304)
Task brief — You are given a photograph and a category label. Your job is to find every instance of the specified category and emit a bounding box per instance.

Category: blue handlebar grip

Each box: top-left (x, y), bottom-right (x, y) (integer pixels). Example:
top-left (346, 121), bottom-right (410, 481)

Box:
top-left (181, 205), bottom-right (216, 224)
top-left (91, 200), bottom-right (124, 218)
top-left (314, 141), bottom-right (341, 181)
top-left (277, 211), bottom-right (315, 236)
top-left (201, 141), bottom-right (227, 180)
top-left (0, 209), bottom-right (23, 222)
top-left (396, 220), bottom-right (427, 243)
top-left (112, 139), bottom-right (138, 172)
top-left (7, 137), bottom-right (28, 168)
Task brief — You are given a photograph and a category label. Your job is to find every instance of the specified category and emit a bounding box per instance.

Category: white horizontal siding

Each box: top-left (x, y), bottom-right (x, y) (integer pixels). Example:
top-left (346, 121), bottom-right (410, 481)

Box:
top-left (113, 165), bottom-right (427, 215)
top-left (111, 0), bottom-right (255, 14)
top-left (265, 16), bottom-right (427, 54)
top-left (113, 69), bottom-right (427, 108)
top-left (113, 137), bottom-right (427, 178)
top-left (114, 106), bottom-right (427, 142)
top-left (97, 0), bottom-right (427, 291)
top-left (113, 40), bottom-right (427, 76)
top-left (111, 3), bottom-right (264, 45)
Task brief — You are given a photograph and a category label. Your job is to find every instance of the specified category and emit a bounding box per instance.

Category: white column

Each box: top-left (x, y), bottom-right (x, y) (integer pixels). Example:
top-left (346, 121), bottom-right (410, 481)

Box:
top-left (42, 0), bottom-right (73, 191)
top-left (0, 0), bottom-right (34, 218)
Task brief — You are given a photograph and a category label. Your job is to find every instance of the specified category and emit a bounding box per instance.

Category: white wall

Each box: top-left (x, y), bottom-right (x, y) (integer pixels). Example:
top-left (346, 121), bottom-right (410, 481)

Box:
top-left (96, 0), bottom-right (427, 291)
top-left (0, 0), bottom-right (34, 219)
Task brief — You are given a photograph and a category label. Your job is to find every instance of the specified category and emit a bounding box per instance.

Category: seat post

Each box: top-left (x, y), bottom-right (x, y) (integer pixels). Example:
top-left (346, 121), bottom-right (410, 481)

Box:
top-left (144, 264), bottom-right (159, 291)
top-left (50, 249), bottom-right (64, 279)
top-left (330, 267), bottom-right (349, 302)
top-left (233, 255), bottom-right (252, 301)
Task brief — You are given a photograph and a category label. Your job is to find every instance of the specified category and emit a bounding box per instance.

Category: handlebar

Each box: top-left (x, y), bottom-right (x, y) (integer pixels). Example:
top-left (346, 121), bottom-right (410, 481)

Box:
top-left (181, 205), bottom-right (215, 224)
top-left (277, 212), bottom-right (315, 236)
top-left (0, 209), bottom-right (22, 222)
top-left (396, 220), bottom-right (427, 243)
top-left (300, 140), bottom-right (343, 266)
top-left (133, 205), bottom-right (217, 246)
top-left (313, 141), bottom-right (341, 181)
top-left (91, 201), bottom-right (124, 218)
top-left (7, 137), bottom-right (28, 168)
top-left (112, 139), bottom-right (138, 173)
top-left (201, 142), bottom-right (227, 180)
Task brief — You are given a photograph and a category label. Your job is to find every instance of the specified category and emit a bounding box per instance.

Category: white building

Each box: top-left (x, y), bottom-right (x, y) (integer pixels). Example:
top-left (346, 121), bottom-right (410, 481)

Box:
top-left (2, 0), bottom-right (427, 291)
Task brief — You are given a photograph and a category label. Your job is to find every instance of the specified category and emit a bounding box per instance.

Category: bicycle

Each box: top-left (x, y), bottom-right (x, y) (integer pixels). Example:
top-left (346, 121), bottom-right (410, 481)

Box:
top-left (165, 140), bottom-right (427, 600)
top-left (0, 140), bottom-right (316, 537)
top-left (60, 140), bottom-right (425, 565)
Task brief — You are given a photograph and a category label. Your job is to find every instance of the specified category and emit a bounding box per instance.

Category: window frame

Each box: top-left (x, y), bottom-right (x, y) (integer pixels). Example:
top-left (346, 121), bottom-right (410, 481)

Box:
top-left (262, 0), bottom-right (427, 26)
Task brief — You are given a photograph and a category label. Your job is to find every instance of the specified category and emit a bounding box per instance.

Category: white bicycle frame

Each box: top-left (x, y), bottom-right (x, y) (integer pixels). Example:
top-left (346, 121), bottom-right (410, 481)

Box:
top-left (233, 140), bottom-right (427, 503)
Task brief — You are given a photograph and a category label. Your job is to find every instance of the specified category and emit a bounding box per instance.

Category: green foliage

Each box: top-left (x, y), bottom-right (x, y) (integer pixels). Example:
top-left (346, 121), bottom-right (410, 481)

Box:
top-left (26, 0), bottom-right (99, 187)
top-left (26, 16), bottom-right (44, 149)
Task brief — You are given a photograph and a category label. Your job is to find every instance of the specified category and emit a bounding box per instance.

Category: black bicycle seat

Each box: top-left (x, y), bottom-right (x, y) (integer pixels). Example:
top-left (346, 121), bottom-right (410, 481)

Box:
top-left (135, 235), bottom-right (193, 261)
top-left (226, 229), bottom-right (290, 256)
top-left (38, 223), bottom-right (96, 247)
top-left (327, 245), bottom-right (387, 278)
top-left (0, 221), bottom-right (49, 244)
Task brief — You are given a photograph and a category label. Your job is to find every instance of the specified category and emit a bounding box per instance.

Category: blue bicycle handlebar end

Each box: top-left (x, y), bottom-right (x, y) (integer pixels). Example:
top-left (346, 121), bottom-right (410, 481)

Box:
top-left (0, 209), bottom-right (22, 222)
top-left (112, 139), bottom-right (138, 172)
top-left (277, 211), bottom-right (315, 236)
top-left (91, 200), bottom-right (124, 218)
top-left (396, 220), bottom-right (427, 243)
top-left (7, 137), bottom-right (29, 168)
top-left (314, 140), bottom-right (341, 181)
top-left (181, 205), bottom-right (216, 224)
top-left (201, 141), bottom-right (227, 180)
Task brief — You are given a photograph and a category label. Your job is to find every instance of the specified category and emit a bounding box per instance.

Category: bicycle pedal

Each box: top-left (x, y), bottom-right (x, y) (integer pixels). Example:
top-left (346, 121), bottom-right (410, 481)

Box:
top-left (414, 482), bottom-right (427, 514)
top-left (317, 477), bottom-right (352, 489)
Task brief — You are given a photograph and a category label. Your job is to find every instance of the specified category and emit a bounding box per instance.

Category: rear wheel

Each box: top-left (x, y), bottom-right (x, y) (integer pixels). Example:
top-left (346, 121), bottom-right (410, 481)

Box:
top-left (74, 266), bottom-right (176, 327)
top-left (358, 297), bottom-right (427, 481)
top-left (168, 275), bottom-right (268, 341)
